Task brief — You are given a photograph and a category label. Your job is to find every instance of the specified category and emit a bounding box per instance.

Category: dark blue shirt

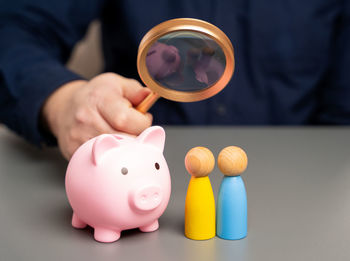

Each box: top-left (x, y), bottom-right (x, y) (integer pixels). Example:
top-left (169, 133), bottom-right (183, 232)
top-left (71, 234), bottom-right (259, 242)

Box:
top-left (1, 0), bottom-right (349, 146)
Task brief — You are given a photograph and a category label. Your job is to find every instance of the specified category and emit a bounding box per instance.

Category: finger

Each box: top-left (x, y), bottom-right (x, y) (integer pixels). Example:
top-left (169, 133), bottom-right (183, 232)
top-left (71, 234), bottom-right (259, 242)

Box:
top-left (92, 73), bottom-right (150, 106)
top-left (123, 108), bottom-right (153, 135)
top-left (87, 114), bottom-right (118, 137)
top-left (97, 97), bottom-right (152, 135)
top-left (120, 78), bottom-right (151, 106)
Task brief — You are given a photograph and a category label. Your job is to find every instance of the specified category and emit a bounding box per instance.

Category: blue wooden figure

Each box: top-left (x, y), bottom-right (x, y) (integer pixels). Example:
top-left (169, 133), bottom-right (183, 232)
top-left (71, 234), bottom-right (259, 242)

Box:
top-left (216, 146), bottom-right (248, 240)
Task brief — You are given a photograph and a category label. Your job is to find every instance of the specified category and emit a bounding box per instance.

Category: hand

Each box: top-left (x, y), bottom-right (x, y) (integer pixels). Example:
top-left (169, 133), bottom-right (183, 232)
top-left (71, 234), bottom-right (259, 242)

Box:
top-left (42, 73), bottom-right (152, 160)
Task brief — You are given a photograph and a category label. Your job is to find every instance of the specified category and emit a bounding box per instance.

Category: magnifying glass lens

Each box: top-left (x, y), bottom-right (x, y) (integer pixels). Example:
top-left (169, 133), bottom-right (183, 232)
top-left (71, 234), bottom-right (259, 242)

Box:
top-left (146, 31), bottom-right (226, 92)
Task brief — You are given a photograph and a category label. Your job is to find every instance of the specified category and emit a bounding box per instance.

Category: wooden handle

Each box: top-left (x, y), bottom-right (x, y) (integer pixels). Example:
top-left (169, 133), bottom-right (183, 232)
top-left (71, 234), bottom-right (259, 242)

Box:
top-left (136, 91), bottom-right (160, 113)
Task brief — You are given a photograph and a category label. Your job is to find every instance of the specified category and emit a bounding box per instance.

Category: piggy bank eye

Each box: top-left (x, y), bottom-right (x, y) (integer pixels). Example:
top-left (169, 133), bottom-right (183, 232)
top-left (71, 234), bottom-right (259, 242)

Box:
top-left (155, 163), bottom-right (160, 170)
top-left (121, 167), bottom-right (128, 175)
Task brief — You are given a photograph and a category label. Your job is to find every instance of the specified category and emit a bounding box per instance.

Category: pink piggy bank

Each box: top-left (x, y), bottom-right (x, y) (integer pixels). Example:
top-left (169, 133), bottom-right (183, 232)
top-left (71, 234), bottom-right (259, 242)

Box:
top-left (65, 126), bottom-right (171, 243)
top-left (146, 42), bottom-right (181, 80)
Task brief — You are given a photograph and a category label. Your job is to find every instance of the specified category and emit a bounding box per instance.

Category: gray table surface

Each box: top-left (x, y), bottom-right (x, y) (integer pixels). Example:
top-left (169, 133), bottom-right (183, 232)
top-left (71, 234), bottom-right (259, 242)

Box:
top-left (0, 126), bottom-right (350, 261)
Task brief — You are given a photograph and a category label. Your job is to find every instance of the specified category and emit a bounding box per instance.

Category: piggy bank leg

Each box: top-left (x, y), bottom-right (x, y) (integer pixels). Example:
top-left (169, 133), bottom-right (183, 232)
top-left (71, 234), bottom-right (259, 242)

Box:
top-left (94, 227), bottom-right (121, 243)
top-left (72, 212), bottom-right (87, 229)
top-left (139, 220), bottom-right (159, 232)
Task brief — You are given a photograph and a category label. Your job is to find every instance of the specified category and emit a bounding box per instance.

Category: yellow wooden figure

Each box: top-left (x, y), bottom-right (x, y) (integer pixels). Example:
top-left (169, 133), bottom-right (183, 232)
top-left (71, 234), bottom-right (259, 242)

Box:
top-left (184, 146), bottom-right (216, 240)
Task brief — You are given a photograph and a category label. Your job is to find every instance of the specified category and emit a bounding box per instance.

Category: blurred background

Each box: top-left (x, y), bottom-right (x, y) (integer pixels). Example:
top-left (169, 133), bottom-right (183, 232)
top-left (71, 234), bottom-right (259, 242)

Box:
top-left (0, 22), bottom-right (103, 130)
top-left (66, 21), bottom-right (103, 80)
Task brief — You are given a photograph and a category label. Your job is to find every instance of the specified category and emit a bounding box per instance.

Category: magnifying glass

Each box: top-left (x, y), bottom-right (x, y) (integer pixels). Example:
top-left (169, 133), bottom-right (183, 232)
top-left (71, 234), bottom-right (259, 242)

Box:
top-left (136, 18), bottom-right (235, 113)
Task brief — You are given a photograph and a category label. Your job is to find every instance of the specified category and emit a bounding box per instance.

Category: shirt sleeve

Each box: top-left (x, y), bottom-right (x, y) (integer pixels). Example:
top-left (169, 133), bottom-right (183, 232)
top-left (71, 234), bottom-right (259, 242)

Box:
top-left (0, 0), bottom-right (105, 146)
top-left (316, 0), bottom-right (350, 124)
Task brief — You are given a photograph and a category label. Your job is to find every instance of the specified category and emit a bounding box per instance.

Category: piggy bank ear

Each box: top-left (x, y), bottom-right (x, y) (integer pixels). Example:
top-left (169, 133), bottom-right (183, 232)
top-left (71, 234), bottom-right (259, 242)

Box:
top-left (138, 126), bottom-right (165, 152)
top-left (92, 134), bottom-right (121, 165)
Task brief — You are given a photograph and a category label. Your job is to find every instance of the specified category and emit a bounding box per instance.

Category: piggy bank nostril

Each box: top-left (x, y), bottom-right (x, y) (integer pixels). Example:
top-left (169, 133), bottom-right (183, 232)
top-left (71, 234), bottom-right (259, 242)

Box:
top-left (153, 193), bottom-right (159, 200)
top-left (162, 50), bottom-right (176, 63)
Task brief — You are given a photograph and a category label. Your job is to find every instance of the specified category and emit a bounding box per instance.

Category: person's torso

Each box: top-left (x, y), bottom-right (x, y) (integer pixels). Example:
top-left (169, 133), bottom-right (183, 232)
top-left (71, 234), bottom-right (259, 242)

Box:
top-left (100, 0), bottom-right (340, 125)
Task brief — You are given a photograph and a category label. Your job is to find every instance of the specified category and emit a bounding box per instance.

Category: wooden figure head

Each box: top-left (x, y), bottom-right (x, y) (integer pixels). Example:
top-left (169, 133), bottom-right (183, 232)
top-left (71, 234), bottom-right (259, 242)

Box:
top-left (185, 147), bottom-right (215, 177)
top-left (218, 146), bottom-right (248, 176)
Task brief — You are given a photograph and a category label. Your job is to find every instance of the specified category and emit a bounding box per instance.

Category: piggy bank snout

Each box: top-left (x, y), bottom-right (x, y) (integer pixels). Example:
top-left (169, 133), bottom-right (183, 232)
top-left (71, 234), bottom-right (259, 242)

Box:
top-left (131, 186), bottom-right (163, 211)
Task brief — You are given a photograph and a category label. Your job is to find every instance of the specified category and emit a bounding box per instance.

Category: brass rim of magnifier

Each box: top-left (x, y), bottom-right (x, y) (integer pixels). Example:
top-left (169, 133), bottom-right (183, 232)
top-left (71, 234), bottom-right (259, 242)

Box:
top-left (137, 18), bottom-right (235, 102)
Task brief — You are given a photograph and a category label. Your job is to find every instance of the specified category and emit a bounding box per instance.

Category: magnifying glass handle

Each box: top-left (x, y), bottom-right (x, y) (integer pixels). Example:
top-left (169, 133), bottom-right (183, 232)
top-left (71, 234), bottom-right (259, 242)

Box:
top-left (136, 90), bottom-right (160, 113)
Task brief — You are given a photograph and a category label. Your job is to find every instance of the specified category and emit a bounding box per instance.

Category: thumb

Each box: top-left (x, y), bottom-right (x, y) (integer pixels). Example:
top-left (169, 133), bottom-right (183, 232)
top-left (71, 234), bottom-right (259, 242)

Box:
top-left (121, 79), bottom-right (152, 106)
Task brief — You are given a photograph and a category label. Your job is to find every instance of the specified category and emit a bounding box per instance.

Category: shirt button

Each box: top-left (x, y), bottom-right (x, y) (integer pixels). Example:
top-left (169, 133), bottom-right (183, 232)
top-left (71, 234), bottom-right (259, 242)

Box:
top-left (216, 104), bottom-right (227, 116)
